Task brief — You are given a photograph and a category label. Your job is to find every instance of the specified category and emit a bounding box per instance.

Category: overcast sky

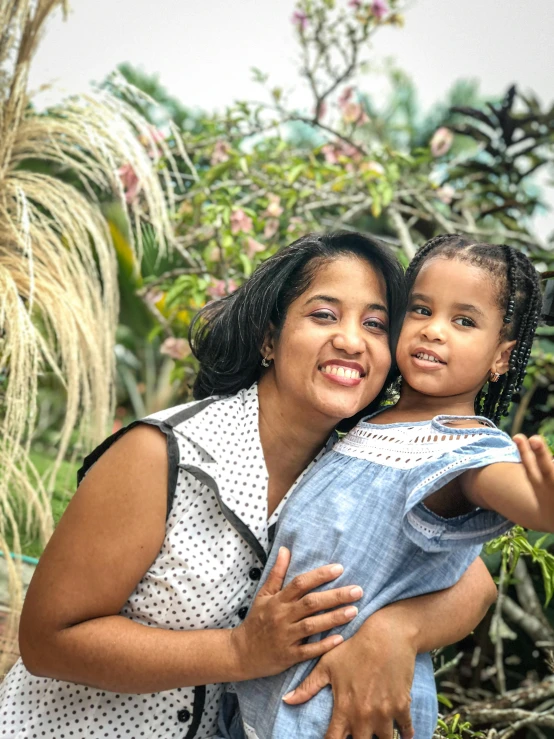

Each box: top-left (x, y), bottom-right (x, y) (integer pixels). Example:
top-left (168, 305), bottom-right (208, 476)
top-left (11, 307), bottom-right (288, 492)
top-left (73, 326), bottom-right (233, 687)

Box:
top-left (28, 0), bottom-right (554, 238)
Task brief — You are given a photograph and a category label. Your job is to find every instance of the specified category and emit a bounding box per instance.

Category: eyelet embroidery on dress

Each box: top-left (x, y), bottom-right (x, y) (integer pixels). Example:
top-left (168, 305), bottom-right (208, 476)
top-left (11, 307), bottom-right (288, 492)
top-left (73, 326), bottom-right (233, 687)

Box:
top-left (335, 420), bottom-right (489, 470)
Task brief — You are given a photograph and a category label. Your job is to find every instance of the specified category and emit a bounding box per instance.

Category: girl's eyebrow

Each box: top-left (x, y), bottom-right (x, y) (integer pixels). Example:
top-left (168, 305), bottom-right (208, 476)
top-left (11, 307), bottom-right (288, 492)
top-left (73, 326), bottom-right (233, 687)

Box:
top-left (305, 294), bottom-right (388, 314)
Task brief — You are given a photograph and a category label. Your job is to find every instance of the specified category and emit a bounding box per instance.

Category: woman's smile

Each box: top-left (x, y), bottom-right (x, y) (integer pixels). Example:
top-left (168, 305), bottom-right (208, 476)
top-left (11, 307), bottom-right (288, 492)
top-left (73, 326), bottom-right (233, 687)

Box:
top-left (319, 360), bottom-right (365, 386)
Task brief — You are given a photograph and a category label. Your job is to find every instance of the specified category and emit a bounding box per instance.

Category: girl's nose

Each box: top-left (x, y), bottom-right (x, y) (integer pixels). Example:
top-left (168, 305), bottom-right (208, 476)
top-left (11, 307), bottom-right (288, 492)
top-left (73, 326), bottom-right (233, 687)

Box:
top-left (421, 318), bottom-right (446, 342)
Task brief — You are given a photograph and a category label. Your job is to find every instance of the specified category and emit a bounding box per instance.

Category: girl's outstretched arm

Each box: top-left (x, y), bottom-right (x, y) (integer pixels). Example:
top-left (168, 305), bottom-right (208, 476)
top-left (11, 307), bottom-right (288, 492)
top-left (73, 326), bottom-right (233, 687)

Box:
top-left (284, 555), bottom-right (497, 739)
top-left (461, 435), bottom-right (554, 532)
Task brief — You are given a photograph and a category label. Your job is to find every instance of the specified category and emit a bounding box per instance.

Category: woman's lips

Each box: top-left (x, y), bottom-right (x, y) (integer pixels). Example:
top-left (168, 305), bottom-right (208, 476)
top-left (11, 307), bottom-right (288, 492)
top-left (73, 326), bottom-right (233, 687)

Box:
top-left (319, 362), bottom-right (364, 386)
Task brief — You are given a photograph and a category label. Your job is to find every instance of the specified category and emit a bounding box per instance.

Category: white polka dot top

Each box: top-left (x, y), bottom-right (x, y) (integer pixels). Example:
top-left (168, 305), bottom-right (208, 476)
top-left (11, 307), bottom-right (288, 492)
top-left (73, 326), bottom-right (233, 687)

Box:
top-left (0, 385), bottom-right (330, 738)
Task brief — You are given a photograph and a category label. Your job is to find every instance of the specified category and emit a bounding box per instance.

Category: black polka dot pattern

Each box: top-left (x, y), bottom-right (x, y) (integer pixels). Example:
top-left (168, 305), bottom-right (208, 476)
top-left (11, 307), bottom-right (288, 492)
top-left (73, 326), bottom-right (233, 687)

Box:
top-left (0, 386), bottom-right (330, 738)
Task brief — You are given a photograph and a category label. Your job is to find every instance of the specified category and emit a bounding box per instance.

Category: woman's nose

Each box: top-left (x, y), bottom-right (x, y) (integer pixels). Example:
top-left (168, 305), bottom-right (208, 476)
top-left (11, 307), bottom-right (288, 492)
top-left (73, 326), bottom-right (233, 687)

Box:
top-left (332, 325), bottom-right (366, 354)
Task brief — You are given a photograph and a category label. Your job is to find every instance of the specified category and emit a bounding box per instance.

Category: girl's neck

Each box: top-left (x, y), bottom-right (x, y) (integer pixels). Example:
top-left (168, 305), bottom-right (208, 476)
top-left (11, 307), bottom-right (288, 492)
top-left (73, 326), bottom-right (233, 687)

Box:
top-left (385, 382), bottom-right (478, 423)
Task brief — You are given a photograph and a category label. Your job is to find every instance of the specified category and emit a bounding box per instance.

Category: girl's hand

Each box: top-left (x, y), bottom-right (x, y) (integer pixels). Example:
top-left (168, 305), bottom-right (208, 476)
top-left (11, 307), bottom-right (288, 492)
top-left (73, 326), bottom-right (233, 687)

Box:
top-left (283, 608), bottom-right (415, 739)
top-left (230, 547), bottom-right (363, 680)
top-left (513, 434), bottom-right (554, 500)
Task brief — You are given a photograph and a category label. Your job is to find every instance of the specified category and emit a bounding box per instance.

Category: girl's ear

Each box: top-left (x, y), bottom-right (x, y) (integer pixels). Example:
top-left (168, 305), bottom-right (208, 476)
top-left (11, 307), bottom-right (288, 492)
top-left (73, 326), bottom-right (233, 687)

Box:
top-left (491, 339), bottom-right (517, 376)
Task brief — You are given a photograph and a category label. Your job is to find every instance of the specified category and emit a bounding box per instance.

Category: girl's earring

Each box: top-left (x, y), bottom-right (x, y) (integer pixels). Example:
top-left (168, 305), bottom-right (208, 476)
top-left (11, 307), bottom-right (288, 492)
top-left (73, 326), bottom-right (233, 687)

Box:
top-left (489, 371), bottom-right (500, 383)
top-left (261, 355), bottom-right (271, 368)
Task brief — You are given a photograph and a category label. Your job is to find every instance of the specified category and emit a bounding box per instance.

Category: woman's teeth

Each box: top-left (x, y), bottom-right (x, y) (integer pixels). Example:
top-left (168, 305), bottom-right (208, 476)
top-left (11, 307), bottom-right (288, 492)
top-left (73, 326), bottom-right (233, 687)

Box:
top-left (321, 365), bottom-right (361, 379)
top-left (416, 352), bottom-right (442, 363)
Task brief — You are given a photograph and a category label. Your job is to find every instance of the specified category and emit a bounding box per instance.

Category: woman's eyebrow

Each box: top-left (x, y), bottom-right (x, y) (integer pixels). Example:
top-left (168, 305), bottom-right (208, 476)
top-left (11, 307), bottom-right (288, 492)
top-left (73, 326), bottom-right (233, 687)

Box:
top-left (305, 294), bottom-right (388, 313)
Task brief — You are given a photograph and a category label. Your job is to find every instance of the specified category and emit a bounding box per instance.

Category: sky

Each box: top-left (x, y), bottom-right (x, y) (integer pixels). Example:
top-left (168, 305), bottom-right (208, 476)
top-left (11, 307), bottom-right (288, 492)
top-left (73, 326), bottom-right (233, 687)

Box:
top-left (28, 0), bottom-right (554, 239)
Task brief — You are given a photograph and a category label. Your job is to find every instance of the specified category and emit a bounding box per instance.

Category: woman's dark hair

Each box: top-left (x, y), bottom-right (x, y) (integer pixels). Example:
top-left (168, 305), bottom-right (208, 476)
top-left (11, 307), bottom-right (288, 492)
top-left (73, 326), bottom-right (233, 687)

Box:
top-left (405, 234), bottom-right (542, 424)
top-left (190, 231), bottom-right (407, 426)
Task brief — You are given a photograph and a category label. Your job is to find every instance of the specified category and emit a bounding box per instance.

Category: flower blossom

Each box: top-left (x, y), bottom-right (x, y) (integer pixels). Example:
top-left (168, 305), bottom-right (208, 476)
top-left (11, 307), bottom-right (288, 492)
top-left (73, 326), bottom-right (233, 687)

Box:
top-left (291, 10), bottom-right (308, 30)
top-left (342, 102), bottom-right (370, 125)
top-left (436, 184), bottom-right (455, 204)
top-left (263, 194), bottom-right (283, 218)
top-left (348, 0), bottom-right (362, 8)
top-left (160, 337), bottom-right (191, 361)
top-left (246, 237), bottom-right (266, 258)
top-left (207, 278), bottom-right (239, 299)
top-left (263, 219), bottom-right (279, 240)
top-left (338, 86), bottom-right (354, 108)
top-left (430, 127), bottom-right (454, 157)
top-left (371, 0), bottom-right (389, 20)
top-left (230, 209), bottom-right (253, 234)
top-left (117, 163), bottom-right (141, 204)
top-left (211, 140), bottom-right (231, 165)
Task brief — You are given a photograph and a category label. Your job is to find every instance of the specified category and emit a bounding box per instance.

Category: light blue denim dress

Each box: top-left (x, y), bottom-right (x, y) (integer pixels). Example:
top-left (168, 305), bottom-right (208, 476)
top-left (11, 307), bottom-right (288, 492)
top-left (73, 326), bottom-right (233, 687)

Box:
top-left (231, 414), bottom-right (520, 739)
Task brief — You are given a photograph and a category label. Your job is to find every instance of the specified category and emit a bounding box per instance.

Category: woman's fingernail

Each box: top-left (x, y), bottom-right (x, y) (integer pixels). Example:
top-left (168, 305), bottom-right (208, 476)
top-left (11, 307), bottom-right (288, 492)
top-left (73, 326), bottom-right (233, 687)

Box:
top-left (350, 586), bottom-right (363, 598)
top-left (332, 635), bottom-right (344, 645)
top-left (330, 564), bottom-right (344, 576)
top-left (345, 606), bottom-right (358, 618)
top-left (282, 690), bottom-right (295, 701)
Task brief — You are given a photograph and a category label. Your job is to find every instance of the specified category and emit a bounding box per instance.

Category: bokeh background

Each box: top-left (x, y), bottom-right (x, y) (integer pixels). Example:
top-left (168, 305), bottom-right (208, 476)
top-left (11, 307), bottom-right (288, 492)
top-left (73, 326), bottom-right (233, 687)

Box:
top-left (1, 1), bottom-right (554, 736)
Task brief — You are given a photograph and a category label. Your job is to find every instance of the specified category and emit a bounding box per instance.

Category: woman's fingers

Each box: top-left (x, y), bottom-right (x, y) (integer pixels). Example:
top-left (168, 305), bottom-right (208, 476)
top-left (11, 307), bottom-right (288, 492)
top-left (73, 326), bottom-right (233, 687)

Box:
top-left (282, 663), bottom-right (331, 705)
top-left (293, 585), bottom-right (363, 620)
top-left (295, 633), bottom-right (344, 662)
top-left (396, 711), bottom-right (416, 739)
top-left (293, 605), bottom-right (358, 640)
top-left (280, 563), bottom-right (345, 603)
top-left (257, 547), bottom-right (291, 597)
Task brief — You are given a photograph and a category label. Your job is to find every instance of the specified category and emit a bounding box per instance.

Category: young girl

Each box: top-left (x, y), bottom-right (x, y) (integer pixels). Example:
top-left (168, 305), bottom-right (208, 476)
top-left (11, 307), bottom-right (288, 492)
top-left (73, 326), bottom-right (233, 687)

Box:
top-left (231, 235), bottom-right (552, 739)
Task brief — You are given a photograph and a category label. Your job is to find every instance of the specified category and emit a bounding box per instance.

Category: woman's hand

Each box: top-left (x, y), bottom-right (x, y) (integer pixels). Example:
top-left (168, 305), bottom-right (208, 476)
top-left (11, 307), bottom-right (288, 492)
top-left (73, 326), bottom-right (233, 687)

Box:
top-left (230, 547), bottom-right (363, 680)
top-left (283, 607), bottom-right (416, 739)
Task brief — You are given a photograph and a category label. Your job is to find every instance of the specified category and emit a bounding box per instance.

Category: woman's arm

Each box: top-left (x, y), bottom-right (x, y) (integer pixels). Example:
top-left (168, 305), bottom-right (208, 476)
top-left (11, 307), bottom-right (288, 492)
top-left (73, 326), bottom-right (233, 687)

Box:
top-left (19, 426), bottom-right (362, 693)
top-left (285, 557), bottom-right (496, 739)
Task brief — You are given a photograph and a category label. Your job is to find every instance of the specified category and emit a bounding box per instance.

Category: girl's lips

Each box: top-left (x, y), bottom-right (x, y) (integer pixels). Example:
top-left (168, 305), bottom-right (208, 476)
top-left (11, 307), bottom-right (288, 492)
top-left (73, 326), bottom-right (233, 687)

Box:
top-left (411, 355), bottom-right (446, 371)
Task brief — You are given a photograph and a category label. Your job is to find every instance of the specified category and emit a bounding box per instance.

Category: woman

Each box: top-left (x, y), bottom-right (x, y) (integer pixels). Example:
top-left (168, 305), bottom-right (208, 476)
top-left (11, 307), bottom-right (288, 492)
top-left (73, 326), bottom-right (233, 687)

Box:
top-left (0, 232), bottom-right (496, 739)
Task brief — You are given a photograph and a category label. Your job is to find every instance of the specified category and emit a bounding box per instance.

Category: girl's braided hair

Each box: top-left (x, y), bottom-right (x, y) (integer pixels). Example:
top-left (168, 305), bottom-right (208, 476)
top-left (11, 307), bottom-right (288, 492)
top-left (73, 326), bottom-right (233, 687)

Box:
top-left (404, 234), bottom-right (542, 424)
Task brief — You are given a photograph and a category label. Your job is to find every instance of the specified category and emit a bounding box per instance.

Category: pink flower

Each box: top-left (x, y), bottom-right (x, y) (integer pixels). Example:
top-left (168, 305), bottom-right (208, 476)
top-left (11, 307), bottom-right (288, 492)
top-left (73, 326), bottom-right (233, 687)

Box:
top-left (430, 127), bottom-right (454, 157)
top-left (342, 102), bottom-right (370, 125)
top-left (349, 0), bottom-right (362, 8)
top-left (371, 0), bottom-right (389, 20)
top-left (291, 10), bottom-right (308, 30)
top-left (263, 194), bottom-right (283, 218)
top-left (230, 209), bottom-right (253, 234)
top-left (436, 184), bottom-right (455, 204)
top-left (263, 219), bottom-right (279, 239)
top-left (246, 237), bottom-right (266, 258)
top-left (211, 139), bottom-right (231, 165)
top-left (207, 278), bottom-right (239, 299)
top-left (160, 337), bottom-right (191, 361)
top-left (322, 144), bottom-right (339, 165)
top-left (338, 86), bottom-right (354, 109)
top-left (138, 126), bottom-right (166, 158)
top-left (117, 163), bottom-right (141, 204)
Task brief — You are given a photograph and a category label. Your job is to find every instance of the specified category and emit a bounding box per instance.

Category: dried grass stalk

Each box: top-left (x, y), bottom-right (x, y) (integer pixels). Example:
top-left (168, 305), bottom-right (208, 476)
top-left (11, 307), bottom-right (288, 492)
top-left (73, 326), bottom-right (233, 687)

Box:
top-left (0, 0), bottom-right (179, 673)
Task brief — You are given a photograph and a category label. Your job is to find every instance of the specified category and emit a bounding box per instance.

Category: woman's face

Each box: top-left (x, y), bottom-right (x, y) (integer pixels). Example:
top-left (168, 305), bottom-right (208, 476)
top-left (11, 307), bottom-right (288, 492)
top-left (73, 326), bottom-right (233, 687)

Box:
top-left (262, 255), bottom-right (392, 429)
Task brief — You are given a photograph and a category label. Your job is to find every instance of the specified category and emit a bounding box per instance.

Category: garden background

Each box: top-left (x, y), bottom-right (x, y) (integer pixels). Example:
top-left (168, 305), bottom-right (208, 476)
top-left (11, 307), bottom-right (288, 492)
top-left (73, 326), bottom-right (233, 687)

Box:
top-left (1, 1), bottom-right (554, 736)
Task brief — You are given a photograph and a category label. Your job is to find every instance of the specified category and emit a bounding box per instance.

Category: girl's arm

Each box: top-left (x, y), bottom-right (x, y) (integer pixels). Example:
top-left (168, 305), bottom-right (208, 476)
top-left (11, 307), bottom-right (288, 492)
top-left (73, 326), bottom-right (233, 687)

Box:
top-left (284, 556), bottom-right (496, 739)
top-left (461, 435), bottom-right (554, 532)
top-left (19, 426), bottom-right (363, 693)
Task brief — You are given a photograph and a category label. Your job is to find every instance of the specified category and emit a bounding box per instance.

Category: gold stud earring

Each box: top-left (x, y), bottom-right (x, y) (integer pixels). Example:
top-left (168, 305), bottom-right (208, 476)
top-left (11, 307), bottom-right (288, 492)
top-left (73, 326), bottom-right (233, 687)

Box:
top-left (489, 371), bottom-right (500, 382)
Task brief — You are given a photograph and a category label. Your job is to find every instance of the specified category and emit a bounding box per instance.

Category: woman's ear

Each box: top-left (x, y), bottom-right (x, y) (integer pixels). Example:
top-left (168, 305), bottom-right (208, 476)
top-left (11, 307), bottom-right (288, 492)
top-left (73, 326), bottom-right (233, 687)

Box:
top-left (491, 339), bottom-right (517, 377)
top-left (260, 323), bottom-right (276, 361)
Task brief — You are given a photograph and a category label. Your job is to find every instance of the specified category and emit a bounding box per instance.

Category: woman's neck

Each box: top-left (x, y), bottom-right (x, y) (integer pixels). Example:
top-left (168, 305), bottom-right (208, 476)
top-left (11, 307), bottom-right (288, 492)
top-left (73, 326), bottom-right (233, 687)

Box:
top-left (257, 379), bottom-right (334, 517)
top-left (387, 383), bottom-right (478, 422)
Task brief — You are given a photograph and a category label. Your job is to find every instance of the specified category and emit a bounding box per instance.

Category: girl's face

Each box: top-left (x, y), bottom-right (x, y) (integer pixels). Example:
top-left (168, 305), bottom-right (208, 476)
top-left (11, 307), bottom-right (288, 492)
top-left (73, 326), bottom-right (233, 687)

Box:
top-left (262, 255), bottom-right (392, 429)
top-left (396, 257), bottom-right (515, 403)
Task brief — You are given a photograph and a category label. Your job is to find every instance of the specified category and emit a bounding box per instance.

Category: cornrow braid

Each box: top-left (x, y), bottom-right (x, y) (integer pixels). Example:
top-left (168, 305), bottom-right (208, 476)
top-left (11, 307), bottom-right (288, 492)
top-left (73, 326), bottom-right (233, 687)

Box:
top-left (406, 235), bottom-right (542, 425)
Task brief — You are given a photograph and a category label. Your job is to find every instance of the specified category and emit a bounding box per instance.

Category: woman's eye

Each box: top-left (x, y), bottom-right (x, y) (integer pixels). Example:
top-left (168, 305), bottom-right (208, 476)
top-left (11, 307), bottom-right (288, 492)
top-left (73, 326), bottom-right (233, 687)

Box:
top-left (364, 318), bottom-right (387, 332)
top-left (411, 305), bottom-right (431, 316)
top-left (454, 316), bottom-right (476, 328)
top-left (311, 310), bottom-right (336, 321)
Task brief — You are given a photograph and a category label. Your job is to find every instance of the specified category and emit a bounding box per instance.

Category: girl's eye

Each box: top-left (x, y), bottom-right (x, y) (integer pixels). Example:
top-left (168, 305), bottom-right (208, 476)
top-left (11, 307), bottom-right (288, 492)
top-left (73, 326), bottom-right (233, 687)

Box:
top-left (411, 305), bottom-right (431, 316)
top-left (454, 316), bottom-right (476, 328)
